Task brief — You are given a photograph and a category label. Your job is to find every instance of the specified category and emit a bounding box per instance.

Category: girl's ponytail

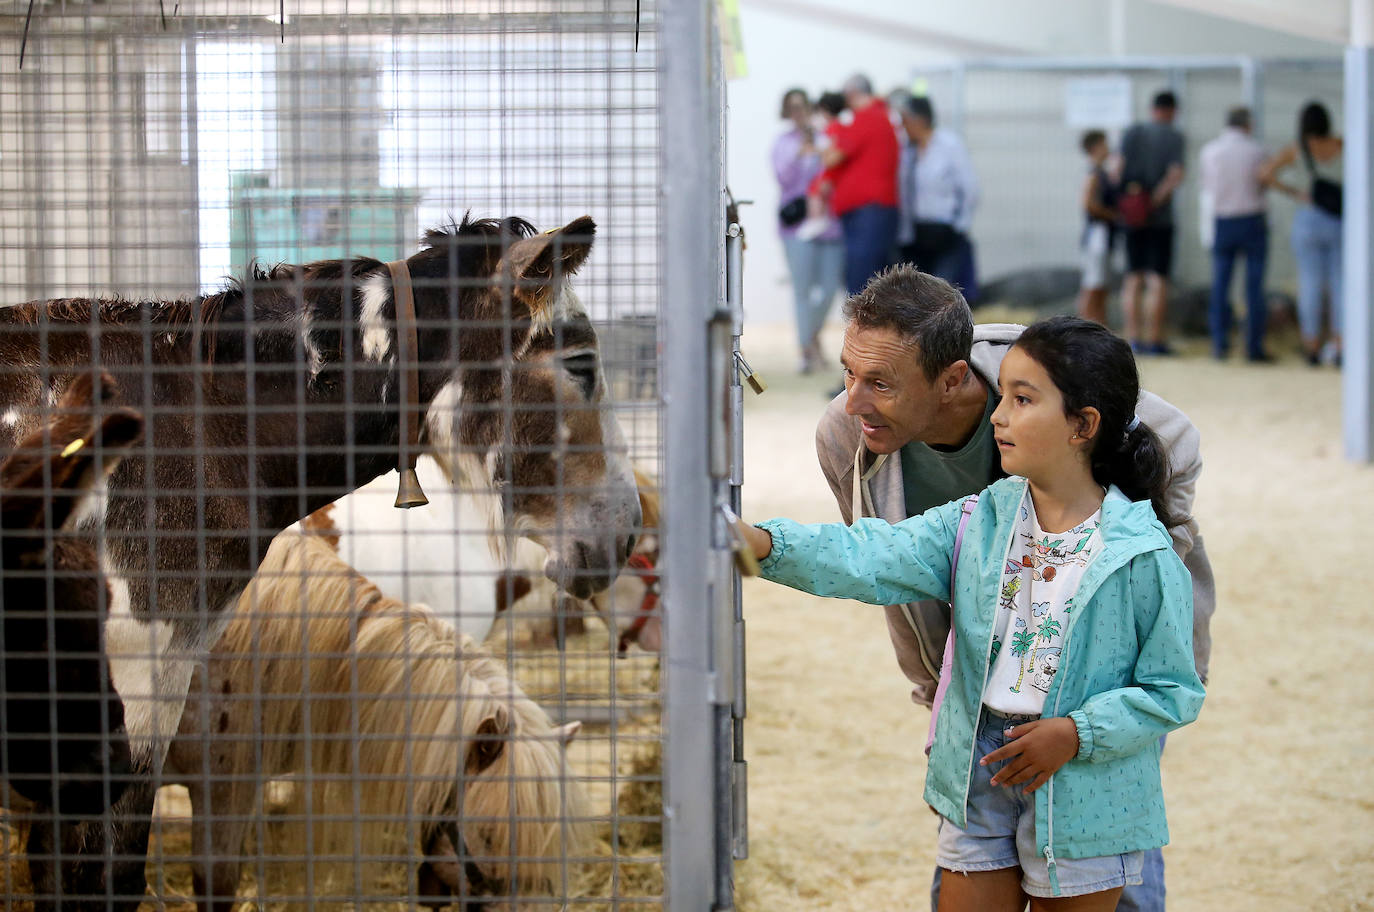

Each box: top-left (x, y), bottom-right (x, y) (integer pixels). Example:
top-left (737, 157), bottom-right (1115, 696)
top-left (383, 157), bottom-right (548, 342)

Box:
top-left (1014, 316), bottom-right (1186, 528)
top-left (1093, 416), bottom-right (1182, 528)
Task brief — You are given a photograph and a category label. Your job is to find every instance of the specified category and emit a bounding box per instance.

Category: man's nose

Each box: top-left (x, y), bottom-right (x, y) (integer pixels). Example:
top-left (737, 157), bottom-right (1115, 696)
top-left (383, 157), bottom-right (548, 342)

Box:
top-left (843, 382), bottom-right (865, 414)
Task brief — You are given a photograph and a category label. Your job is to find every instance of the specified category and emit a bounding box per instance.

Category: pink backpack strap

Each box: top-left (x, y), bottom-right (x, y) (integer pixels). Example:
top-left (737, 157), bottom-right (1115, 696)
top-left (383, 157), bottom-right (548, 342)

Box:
top-left (925, 494), bottom-right (979, 756)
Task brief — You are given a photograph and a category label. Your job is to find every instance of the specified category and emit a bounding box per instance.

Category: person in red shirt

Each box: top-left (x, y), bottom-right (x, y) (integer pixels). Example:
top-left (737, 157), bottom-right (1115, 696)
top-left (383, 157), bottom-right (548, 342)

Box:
top-left (820, 74), bottom-right (901, 295)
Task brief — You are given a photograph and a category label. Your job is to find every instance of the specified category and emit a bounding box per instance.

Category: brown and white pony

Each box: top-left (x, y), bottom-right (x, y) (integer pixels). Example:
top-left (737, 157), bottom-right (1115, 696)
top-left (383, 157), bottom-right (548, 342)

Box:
top-left (165, 530), bottom-right (588, 912)
top-left (0, 372), bottom-right (143, 815)
top-left (0, 215), bottom-right (638, 909)
top-left (291, 460), bottom-right (660, 652)
top-left (291, 453), bottom-right (534, 642)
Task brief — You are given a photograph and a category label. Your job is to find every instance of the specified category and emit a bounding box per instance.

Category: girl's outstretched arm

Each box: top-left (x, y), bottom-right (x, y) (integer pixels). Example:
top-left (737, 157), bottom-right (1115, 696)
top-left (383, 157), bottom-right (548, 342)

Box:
top-left (735, 496), bottom-right (966, 606)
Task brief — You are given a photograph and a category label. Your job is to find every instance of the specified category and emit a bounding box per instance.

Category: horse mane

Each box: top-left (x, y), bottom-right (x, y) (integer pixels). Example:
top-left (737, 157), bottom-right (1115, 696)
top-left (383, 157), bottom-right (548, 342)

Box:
top-left (2, 294), bottom-right (218, 331)
top-left (421, 212), bottom-right (538, 248)
top-left (1, 214), bottom-right (536, 365)
top-left (418, 212), bottom-right (539, 278)
top-left (217, 530), bottom-right (587, 896)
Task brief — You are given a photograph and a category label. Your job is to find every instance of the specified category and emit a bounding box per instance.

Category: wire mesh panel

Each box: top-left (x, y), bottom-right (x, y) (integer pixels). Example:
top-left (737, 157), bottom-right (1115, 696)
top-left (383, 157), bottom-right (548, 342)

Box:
top-left (0, 1), bottom-right (718, 908)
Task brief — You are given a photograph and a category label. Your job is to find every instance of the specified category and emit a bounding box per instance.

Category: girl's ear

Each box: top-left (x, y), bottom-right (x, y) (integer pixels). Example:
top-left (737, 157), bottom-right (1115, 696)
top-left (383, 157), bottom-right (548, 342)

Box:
top-left (1075, 406), bottom-right (1102, 443)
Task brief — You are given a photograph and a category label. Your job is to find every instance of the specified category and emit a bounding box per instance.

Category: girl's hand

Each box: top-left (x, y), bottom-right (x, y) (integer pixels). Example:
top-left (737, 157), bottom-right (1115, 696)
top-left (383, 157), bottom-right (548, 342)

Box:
top-left (981, 717), bottom-right (1079, 793)
top-left (739, 520), bottom-right (773, 561)
top-left (722, 507), bottom-right (774, 561)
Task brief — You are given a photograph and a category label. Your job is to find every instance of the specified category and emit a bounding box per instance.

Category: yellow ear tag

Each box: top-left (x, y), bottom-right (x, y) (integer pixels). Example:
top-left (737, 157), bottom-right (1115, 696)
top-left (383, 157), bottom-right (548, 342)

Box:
top-left (60, 438), bottom-right (85, 458)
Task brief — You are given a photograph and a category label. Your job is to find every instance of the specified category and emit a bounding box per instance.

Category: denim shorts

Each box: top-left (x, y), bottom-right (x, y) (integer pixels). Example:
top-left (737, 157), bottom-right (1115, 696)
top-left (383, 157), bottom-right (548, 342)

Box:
top-left (936, 708), bottom-right (1144, 898)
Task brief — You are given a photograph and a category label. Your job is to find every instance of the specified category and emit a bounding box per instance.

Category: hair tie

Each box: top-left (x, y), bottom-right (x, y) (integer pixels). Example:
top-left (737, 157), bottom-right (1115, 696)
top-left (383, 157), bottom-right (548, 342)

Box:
top-left (1121, 414), bottom-right (1141, 449)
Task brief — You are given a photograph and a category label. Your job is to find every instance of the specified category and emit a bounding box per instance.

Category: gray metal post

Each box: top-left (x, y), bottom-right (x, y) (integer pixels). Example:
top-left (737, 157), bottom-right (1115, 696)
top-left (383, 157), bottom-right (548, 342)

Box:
top-left (661, 0), bottom-right (725, 906)
top-left (1249, 60), bottom-right (1266, 140)
top-left (950, 62), bottom-right (967, 139)
top-left (1345, 1), bottom-right (1374, 461)
top-left (1240, 57), bottom-right (1261, 137)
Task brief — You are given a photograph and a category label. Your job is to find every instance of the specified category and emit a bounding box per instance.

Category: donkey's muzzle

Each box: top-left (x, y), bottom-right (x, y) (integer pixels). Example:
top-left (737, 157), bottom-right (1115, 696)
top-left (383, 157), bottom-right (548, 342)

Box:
top-left (544, 533), bottom-right (634, 600)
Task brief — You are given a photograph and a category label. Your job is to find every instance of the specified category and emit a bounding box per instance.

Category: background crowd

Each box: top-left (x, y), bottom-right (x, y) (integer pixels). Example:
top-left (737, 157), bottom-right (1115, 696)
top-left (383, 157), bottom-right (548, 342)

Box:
top-left (772, 74), bottom-right (1344, 371)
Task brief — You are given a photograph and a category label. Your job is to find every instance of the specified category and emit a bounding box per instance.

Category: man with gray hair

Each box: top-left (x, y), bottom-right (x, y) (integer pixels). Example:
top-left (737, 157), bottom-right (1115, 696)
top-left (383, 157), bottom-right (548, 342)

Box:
top-left (818, 73), bottom-right (900, 296)
top-left (814, 265), bottom-right (1214, 912)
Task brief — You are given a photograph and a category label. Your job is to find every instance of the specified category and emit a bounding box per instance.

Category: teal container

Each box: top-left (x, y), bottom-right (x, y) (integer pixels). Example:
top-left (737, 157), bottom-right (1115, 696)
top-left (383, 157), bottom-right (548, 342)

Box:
top-left (229, 171), bottom-right (422, 272)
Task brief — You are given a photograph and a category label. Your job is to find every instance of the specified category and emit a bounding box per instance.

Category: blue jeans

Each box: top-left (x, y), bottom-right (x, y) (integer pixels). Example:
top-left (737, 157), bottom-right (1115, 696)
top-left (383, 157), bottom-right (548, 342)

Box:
top-left (1209, 213), bottom-right (1268, 358)
top-left (931, 735), bottom-right (1169, 911)
top-left (840, 204), bottom-right (899, 295)
top-left (780, 234), bottom-right (845, 349)
top-left (1291, 204), bottom-right (1343, 339)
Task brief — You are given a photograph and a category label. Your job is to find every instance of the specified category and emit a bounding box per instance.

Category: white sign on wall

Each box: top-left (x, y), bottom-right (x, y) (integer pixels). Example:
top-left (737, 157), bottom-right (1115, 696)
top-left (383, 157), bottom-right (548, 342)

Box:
top-left (1064, 75), bottom-right (1134, 129)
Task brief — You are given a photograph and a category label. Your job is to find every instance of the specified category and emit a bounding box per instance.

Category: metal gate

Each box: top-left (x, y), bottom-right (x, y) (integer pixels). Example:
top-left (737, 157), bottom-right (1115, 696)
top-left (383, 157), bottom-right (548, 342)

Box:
top-left (0, 0), bottom-right (744, 908)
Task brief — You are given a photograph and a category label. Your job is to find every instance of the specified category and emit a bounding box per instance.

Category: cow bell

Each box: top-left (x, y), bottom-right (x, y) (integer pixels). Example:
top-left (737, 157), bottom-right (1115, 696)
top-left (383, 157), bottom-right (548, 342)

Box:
top-left (394, 467), bottom-right (429, 509)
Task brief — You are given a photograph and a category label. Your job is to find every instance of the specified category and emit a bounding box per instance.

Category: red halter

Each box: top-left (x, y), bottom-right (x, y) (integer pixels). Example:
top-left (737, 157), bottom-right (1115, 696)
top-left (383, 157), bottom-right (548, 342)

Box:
top-left (616, 551), bottom-right (660, 655)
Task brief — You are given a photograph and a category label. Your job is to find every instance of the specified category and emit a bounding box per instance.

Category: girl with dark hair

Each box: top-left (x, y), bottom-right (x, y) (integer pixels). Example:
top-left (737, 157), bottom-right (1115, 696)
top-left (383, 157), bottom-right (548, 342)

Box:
top-left (734, 315), bottom-right (1203, 911)
top-left (1261, 100), bottom-right (1345, 365)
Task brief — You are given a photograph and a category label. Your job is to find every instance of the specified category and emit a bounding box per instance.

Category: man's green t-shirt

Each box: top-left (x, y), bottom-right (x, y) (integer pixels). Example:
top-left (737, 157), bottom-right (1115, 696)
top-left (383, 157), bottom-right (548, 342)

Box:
top-left (899, 388), bottom-right (1004, 518)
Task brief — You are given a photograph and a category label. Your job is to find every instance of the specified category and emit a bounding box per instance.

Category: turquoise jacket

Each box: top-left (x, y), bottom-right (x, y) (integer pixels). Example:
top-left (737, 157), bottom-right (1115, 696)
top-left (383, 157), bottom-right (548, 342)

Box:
top-left (757, 475), bottom-right (1204, 873)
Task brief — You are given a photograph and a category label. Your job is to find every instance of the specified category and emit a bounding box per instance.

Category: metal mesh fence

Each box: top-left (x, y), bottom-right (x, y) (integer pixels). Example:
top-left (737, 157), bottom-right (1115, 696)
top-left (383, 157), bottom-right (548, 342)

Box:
top-left (0, 1), bottom-right (702, 908)
top-left (911, 58), bottom-right (1343, 313)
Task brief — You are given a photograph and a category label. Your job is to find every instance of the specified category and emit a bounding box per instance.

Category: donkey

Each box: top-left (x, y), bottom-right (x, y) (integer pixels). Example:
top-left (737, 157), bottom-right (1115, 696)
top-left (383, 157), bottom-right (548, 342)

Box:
top-left (0, 372), bottom-right (144, 815)
top-left (0, 214), bottom-right (638, 910)
top-left (166, 530), bottom-right (589, 912)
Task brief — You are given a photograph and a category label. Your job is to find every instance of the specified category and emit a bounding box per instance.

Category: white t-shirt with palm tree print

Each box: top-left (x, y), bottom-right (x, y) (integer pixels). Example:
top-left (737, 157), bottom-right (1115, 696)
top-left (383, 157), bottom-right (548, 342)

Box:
top-left (981, 490), bottom-right (1102, 716)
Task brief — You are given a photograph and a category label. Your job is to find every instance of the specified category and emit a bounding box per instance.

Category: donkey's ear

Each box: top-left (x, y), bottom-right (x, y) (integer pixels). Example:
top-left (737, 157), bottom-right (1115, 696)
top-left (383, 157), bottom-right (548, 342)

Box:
top-left (555, 720), bottom-right (581, 746)
top-left (496, 216), bottom-right (596, 321)
top-left (0, 372), bottom-right (142, 534)
top-left (467, 705), bottom-right (509, 775)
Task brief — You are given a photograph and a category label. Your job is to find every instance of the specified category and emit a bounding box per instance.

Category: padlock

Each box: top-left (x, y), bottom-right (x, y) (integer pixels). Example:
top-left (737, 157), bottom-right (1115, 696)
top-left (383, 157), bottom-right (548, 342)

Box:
top-left (734, 350), bottom-right (766, 395)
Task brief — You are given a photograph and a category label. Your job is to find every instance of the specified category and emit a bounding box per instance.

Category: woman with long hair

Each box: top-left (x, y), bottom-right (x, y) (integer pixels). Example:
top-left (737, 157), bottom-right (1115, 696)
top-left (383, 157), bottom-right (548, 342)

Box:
top-left (1261, 100), bottom-right (1344, 365)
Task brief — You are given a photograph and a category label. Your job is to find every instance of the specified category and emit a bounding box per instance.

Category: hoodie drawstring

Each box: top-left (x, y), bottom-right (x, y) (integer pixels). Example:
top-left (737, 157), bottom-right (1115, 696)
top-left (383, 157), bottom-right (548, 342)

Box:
top-left (850, 446), bottom-right (888, 522)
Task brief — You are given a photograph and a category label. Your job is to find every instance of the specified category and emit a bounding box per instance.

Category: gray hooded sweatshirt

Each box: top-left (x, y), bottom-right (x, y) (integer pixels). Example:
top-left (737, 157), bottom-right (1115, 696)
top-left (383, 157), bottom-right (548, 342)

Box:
top-left (814, 323), bottom-right (1214, 706)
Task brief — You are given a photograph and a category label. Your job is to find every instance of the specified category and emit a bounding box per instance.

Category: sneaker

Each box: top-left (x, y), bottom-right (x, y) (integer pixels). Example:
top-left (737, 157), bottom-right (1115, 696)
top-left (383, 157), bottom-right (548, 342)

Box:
top-left (1305, 350), bottom-right (1321, 367)
top-left (1148, 341), bottom-right (1177, 357)
top-left (1246, 352), bottom-right (1276, 364)
top-left (1130, 340), bottom-right (1147, 355)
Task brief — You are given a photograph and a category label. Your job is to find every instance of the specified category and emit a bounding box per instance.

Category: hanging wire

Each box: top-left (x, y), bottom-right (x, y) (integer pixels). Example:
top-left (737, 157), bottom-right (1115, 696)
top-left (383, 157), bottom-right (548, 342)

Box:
top-left (18, 0), bottom-right (37, 69)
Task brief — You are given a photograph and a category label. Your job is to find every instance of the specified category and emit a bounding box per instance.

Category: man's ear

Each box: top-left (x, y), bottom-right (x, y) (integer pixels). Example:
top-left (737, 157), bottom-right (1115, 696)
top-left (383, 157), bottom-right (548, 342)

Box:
top-left (940, 360), bottom-right (970, 399)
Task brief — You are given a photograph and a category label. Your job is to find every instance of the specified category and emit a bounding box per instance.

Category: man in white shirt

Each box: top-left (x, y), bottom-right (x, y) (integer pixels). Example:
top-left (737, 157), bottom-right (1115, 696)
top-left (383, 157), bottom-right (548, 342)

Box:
top-left (1199, 106), bottom-right (1276, 362)
top-left (896, 96), bottom-right (980, 297)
